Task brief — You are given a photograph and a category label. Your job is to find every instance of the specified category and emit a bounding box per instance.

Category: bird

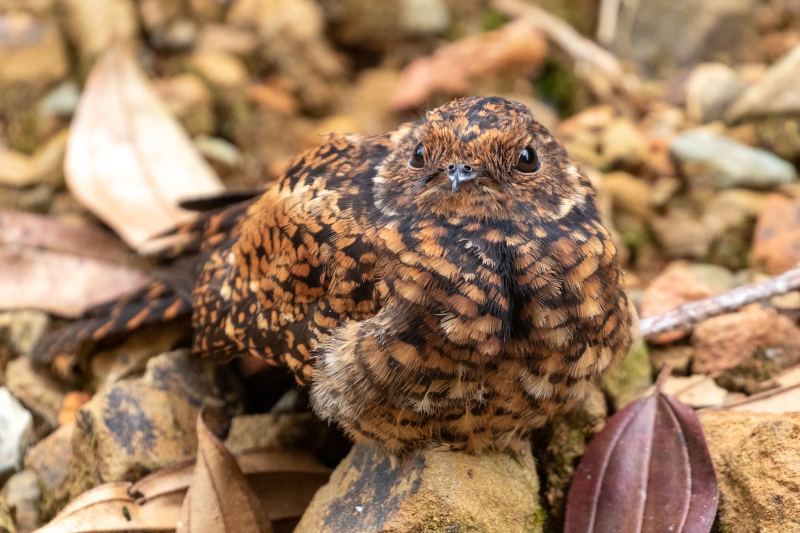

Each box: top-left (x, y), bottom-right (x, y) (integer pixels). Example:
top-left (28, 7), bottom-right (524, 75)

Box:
top-left (37, 96), bottom-right (634, 456)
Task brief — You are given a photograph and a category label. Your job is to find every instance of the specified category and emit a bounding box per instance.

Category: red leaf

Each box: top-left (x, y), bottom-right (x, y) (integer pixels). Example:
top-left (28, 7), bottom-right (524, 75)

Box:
top-left (564, 390), bottom-right (718, 533)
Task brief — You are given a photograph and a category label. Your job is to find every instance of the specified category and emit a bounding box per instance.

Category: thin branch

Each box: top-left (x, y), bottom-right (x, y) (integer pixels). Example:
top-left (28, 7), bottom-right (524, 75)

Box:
top-left (490, 0), bottom-right (647, 110)
top-left (640, 265), bottom-right (800, 339)
top-left (596, 0), bottom-right (622, 46)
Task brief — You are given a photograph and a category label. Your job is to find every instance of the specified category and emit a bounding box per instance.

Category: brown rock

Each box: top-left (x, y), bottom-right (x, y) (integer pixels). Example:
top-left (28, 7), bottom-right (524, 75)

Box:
top-left (650, 345), bottom-right (694, 375)
top-left (5, 358), bottom-right (69, 430)
top-left (0, 497), bottom-right (15, 533)
top-left (641, 264), bottom-right (714, 343)
top-left (601, 118), bottom-right (649, 168)
top-left (0, 312), bottom-right (49, 359)
top-left (558, 105), bottom-right (615, 170)
top-left (693, 305), bottom-right (800, 374)
top-left (24, 423), bottom-right (73, 522)
top-left (189, 51), bottom-right (248, 90)
top-left (0, 471), bottom-right (39, 533)
top-left (68, 349), bottom-right (242, 495)
top-left (0, 14), bottom-right (68, 109)
top-left (58, 0), bottom-right (138, 70)
top-left (752, 193), bottom-right (800, 275)
top-left (196, 24), bottom-right (258, 58)
top-left (727, 43), bottom-right (800, 123)
top-left (224, 413), bottom-right (320, 454)
top-left (294, 443), bottom-right (543, 533)
top-left (153, 74), bottom-right (215, 137)
top-left (599, 171), bottom-right (652, 220)
top-left (0, 130), bottom-right (68, 188)
top-left (699, 411), bottom-right (800, 533)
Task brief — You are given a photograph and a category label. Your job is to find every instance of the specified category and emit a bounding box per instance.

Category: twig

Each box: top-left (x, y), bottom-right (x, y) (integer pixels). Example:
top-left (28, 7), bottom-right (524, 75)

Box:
top-left (596, 0), bottom-right (621, 46)
top-left (490, 0), bottom-right (647, 110)
top-left (640, 265), bottom-right (800, 339)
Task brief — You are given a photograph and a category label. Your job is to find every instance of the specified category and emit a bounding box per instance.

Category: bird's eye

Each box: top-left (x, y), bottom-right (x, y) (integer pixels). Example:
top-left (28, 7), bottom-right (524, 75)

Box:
top-left (409, 143), bottom-right (425, 169)
top-left (516, 145), bottom-right (540, 173)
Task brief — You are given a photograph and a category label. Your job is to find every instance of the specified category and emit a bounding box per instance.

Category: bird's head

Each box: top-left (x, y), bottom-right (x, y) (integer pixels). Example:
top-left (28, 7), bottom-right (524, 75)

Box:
top-left (374, 96), bottom-right (592, 222)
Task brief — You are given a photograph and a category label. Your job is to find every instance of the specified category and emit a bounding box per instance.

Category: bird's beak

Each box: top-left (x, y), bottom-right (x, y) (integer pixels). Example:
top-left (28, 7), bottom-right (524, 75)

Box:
top-left (446, 164), bottom-right (478, 194)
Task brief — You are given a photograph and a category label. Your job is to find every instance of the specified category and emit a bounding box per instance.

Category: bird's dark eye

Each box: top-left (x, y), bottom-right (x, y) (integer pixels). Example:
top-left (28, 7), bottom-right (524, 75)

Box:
top-left (516, 145), bottom-right (540, 173)
top-left (409, 143), bottom-right (425, 169)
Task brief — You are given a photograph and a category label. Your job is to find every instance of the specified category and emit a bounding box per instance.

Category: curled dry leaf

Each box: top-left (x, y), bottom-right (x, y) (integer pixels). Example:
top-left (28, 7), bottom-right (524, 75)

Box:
top-left (390, 20), bottom-right (547, 110)
top-left (65, 44), bottom-right (225, 252)
top-left (565, 389), bottom-right (718, 533)
top-left (31, 482), bottom-right (183, 533)
top-left (0, 211), bottom-right (151, 317)
top-left (177, 409), bottom-right (274, 533)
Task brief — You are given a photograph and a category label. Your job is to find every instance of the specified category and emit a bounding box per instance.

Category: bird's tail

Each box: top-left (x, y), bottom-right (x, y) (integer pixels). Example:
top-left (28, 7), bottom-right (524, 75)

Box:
top-left (32, 195), bottom-right (257, 363)
top-left (32, 279), bottom-right (192, 363)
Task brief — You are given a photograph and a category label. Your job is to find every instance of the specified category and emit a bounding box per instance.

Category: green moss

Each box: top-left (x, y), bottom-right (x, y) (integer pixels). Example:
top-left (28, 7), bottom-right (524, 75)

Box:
top-left (536, 60), bottom-right (581, 118)
top-left (480, 8), bottom-right (507, 32)
top-left (603, 341), bottom-right (652, 410)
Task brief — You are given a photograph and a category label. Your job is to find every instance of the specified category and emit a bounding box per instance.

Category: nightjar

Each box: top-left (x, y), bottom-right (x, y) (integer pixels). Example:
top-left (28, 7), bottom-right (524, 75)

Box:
top-left (38, 96), bottom-right (635, 456)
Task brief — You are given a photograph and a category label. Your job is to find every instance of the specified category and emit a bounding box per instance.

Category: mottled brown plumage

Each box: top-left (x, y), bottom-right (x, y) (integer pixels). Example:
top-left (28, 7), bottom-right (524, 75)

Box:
top-left (39, 97), bottom-right (634, 455)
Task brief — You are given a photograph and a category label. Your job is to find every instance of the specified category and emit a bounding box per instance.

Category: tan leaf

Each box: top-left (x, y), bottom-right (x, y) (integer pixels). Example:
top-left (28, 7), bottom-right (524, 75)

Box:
top-left (32, 482), bottom-right (183, 533)
top-left (177, 410), bottom-right (274, 533)
top-left (390, 20), bottom-right (547, 110)
top-left (65, 44), bottom-right (225, 251)
top-left (0, 211), bottom-right (151, 317)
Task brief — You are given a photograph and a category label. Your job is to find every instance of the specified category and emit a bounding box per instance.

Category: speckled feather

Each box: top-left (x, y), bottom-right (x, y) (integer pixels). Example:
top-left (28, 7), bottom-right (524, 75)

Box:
top-left (39, 97), bottom-right (634, 455)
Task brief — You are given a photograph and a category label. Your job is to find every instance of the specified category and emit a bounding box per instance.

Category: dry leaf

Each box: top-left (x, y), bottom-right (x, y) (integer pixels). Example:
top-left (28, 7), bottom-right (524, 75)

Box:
top-left (719, 363), bottom-right (800, 413)
top-left (32, 482), bottom-right (183, 533)
top-left (390, 20), bottom-right (547, 110)
top-left (565, 389), bottom-right (718, 533)
top-left (0, 211), bottom-right (151, 317)
top-left (661, 375), bottom-right (729, 408)
top-left (65, 44), bottom-right (225, 251)
top-left (177, 409), bottom-right (274, 533)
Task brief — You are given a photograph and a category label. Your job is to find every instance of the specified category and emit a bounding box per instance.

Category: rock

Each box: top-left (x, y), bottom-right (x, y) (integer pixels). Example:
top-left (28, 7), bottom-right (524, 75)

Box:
top-left (294, 443), bottom-right (543, 533)
top-left (0, 312), bottom-right (49, 359)
top-left (68, 349), bottom-right (242, 494)
top-left (24, 423), bottom-right (73, 522)
top-left (531, 384), bottom-right (606, 530)
top-left (4, 358), bottom-right (67, 430)
top-left (598, 171), bottom-right (652, 220)
top-left (558, 105), bottom-right (615, 170)
top-left (641, 264), bottom-right (714, 344)
top-left (316, 0), bottom-right (404, 47)
top-left (189, 50), bottom-right (248, 91)
top-left (194, 135), bottom-right (244, 169)
top-left (699, 411), bottom-right (800, 533)
top-left (727, 43), bottom-right (800, 123)
top-left (0, 470), bottom-right (40, 533)
top-left (650, 345), bottom-right (694, 375)
top-left (601, 118), bottom-right (649, 169)
top-left (196, 23), bottom-right (259, 58)
top-left (57, 0), bottom-right (138, 73)
top-left (0, 130), bottom-right (68, 187)
top-left (399, 0), bottom-right (451, 35)
top-left (754, 116), bottom-right (800, 163)
top-left (39, 81), bottom-right (81, 118)
top-left (692, 305), bottom-right (800, 374)
top-left (0, 14), bottom-right (68, 111)
top-left (137, 0), bottom-right (195, 49)
top-left (671, 130), bottom-right (798, 190)
top-left (0, 498), bottom-right (15, 533)
top-left (602, 340), bottom-right (652, 409)
top-left (228, 0), bottom-right (346, 113)
top-left (57, 392), bottom-right (90, 426)
top-left (153, 74), bottom-right (215, 137)
top-left (702, 190), bottom-right (764, 270)
top-left (0, 388), bottom-right (33, 487)
top-left (681, 263), bottom-right (735, 295)
top-left (661, 375), bottom-right (728, 407)
top-left (610, 0), bottom-right (758, 78)
top-left (685, 63), bottom-right (749, 124)
top-left (224, 413), bottom-right (321, 454)
top-left (752, 194), bottom-right (800, 274)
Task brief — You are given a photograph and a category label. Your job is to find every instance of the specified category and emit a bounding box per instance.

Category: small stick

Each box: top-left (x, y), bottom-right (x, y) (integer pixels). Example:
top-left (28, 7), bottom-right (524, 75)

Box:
top-left (640, 265), bottom-right (800, 339)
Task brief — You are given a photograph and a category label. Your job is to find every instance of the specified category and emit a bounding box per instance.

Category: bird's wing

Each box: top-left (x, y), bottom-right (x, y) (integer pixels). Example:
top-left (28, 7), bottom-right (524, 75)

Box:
top-left (191, 133), bottom-right (393, 384)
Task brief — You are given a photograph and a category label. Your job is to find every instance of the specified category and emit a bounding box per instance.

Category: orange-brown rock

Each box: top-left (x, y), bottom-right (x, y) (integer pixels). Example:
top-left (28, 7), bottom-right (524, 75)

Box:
top-left (692, 305), bottom-right (800, 374)
top-left (699, 411), bottom-right (800, 533)
top-left (752, 193), bottom-right (800, 274)
top-left (641, 265), bottom-right (714, 343)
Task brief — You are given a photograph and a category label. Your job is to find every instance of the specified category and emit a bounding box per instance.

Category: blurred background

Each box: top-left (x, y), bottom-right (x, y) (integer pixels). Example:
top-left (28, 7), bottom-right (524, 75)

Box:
top-left (2, 0), bottom-right (800, 290)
